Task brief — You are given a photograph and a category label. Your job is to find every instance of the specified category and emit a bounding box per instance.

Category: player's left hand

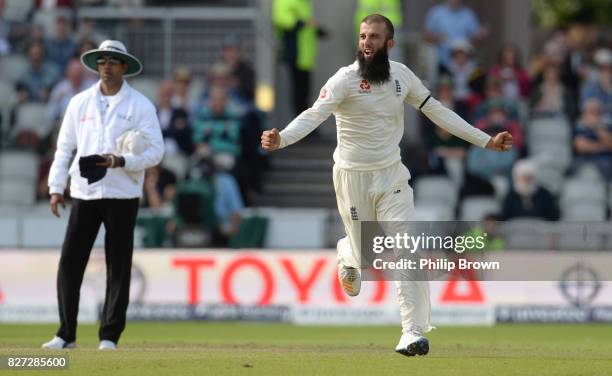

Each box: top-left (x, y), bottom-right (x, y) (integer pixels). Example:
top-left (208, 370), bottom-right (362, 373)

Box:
top-left (486, 131), bottom-right (513, 152)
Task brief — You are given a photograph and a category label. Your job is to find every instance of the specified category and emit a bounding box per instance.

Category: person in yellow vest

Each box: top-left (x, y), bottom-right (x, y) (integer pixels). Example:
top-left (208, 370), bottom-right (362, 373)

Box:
top-left (273, 0), bottom-right (326, 117)
top-left (354, 0), bottom-right (403, 61)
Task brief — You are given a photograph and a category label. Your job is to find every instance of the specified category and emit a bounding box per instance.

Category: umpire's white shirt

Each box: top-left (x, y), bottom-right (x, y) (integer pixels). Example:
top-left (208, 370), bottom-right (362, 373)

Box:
top-left (279, 60), bottom-right (490, 171)
top-left (48, 80), bottom-right (164, 199)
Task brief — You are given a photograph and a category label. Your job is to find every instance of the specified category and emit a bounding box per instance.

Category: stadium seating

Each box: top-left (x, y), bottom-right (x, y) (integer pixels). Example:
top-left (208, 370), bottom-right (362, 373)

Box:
top-left (0, 80), bottom-right (17, 137)
top-left (414, 176), bottom-right (458, 209)
top-left (528, 117), bottom-right (572, 195)
top-left (13, 102), bottom-right (51, 138)
top-left (129, 77), bottom-right (159, 103)
top-left (0, 150), bottom-right (38, 207)
top-left (527, 116), bottom-right (571, 148)
top-left (562, 203), bottom-right (606, 221)
top-left (0, 216), bottom-right (18, 247)
top-left (0, 179), bottom-right (36, 206)
top-left (161, 153), bottom-right (190, 180)
top-left (413, 204), bottom-right (455, 221)
top-left (561, 178), bottom-right (606, 205)
top-left (555, 222), bottom-right (608, 250)
top-left (609, 182), bottom-right (612, 211)
top-left (0, 149), bottom-right (38, 182)
top-left (560, 178), bottom-right (607, 221)
top-left (32, 9), bottom-right (60, 37)
top-left (499, 218), bottom-right (552, 250)
top-left (3, 0), bottom-right (34, 22)
top-left (533, 156), bottom-right (566, 194)
top-left (0, 54), bottom-right (29, 84)
top-left (459, 196), bottom-right (500, 221)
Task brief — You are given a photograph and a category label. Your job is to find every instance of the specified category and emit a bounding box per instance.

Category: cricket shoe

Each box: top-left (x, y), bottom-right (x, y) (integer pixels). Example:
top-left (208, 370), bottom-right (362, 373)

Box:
top-left (337, 265), bottom-right (361, 297)
top-left (337, 237), bottom-right (361, 296)
top-left (99, 340), bottom-right (117, 350)
top-left (42, 336), bottom-right (76, 350)
top-left (395, 331), bottom-right (429, 357)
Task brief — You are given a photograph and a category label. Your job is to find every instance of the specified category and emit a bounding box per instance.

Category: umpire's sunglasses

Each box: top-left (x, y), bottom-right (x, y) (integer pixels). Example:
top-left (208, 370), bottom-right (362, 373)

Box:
top-left (96, 57), bottom-right (124, 66)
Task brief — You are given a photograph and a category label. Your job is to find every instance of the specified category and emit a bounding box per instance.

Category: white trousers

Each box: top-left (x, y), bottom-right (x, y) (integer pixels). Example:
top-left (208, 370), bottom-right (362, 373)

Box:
top-left (333, 161), bottom-right (432, 334)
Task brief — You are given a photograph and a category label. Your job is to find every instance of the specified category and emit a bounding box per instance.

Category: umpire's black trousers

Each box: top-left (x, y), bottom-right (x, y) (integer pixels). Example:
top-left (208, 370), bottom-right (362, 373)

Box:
top-left (56, 198), bottom-right (139, 343)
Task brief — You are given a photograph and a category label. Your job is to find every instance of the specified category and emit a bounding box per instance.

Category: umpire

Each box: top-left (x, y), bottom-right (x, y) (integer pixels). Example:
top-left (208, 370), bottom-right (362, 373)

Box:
top-left (43, 40), bottom-right (164, 350)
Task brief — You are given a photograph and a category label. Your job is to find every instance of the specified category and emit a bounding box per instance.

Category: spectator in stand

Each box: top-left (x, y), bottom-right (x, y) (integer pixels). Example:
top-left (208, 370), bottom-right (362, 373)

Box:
top-left (424, 0), bottom-right (488, 68)
top-left (463, 213), bottom-right (506, 251)
top-left (463, 125), bottom-right (517, 197)
top-left (74, 39), bottom-right (100, 81)
top-left (192, 63), bottom-right (247, 121)
top-left (573, 98), bottom-right (612, 181)
top-left (75, 18), bottom-right (106, 45)
top-left (35, 0), bottom-right (74, 9)
top-left (502, 159), bottom-right (559, 221)
top-left (45, 11), bottom-right (77, 74)
top-left (475, 98), bottom-right (524, 151)
top-left (172, 66), bottom-right (193, 111)
top-left (530, 62), bottom-right (577, 121)
top-left (193, 85), bottom-right (242, 169)
top-left (156, 80), bottom-right (193, 156)
top-left (439, 39), bottom-right (486, 113)
top-left (47, 58), bottom-right (95, 127)
top-left (191, 156), bottom-right (244, 247)
top-left (221, 35), bottom-right (255, 103)
top-left (0, 0), bottom-right (31, 55)
top-left (489, 42), bottom-right (531, 101)
top-left (0, 0), bottom-right (12, 55)
top-left (423, 75), bottom-right (469, 178)
top-left (581, 48), bottom-right (611, 123)
top-left (529, 32), bottom-right (567, 81)
top-left (16, 40), bottom-right (60, 103)
top-left (472, 76), bottom-right (520, 123)
top-left (211, 157), bottom-right (244, 246)
top-left (561, 24), bottom-right (590, 97)
top-left (142, 165), bottom-right (177, 210)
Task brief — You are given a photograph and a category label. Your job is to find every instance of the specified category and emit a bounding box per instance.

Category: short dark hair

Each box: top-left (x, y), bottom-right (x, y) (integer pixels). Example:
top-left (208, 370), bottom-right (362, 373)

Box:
top-left (360, 14), bottom-right (394, 40)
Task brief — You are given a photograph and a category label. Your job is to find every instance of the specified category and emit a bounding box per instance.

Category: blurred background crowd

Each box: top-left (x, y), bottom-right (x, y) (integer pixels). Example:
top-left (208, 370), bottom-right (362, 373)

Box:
top-left (0, 0), bottom-right (610, 249)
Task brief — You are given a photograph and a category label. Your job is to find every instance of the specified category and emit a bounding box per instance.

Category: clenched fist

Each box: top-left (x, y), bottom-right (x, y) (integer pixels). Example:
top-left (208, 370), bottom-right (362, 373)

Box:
top-left (261, 128), bottom-right (281, 152)
top-left (485, 131), bottom-right (513, 152)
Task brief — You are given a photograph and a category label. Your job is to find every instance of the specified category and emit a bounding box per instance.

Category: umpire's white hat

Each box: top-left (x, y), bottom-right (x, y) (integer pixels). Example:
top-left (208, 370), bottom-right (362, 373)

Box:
top-left (81, 40), bottom-right (143, 77)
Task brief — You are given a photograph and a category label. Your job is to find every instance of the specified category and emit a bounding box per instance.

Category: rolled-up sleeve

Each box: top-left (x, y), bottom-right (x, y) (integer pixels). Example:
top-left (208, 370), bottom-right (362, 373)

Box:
top-left (122, 100), bottom-right (165, 171)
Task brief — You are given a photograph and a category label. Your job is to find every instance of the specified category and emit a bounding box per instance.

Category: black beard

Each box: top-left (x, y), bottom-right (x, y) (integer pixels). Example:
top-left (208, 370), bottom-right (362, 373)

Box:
top-left (357, 48), bottom-right (390, 85)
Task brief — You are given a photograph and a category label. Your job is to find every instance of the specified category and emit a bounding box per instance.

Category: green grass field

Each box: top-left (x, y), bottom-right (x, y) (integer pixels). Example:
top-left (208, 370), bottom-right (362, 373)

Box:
top-left (1, 323), bottom-right (611, 375)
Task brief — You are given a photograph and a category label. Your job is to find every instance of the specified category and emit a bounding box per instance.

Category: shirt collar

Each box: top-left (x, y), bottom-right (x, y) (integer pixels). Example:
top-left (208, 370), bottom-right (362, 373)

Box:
top-left (95, 79), bottom-right (130, 103)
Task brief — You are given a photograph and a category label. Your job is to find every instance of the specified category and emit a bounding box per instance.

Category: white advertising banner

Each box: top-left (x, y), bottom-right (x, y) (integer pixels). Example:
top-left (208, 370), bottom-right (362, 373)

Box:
top-left (0, 250), bottom-right (611, 324)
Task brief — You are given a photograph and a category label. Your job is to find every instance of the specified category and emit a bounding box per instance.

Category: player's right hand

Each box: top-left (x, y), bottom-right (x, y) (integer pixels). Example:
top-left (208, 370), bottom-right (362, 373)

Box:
top-left (50, 193), bottom-right (65, 218)
top-left (261, 128), bottom-right (281, 152)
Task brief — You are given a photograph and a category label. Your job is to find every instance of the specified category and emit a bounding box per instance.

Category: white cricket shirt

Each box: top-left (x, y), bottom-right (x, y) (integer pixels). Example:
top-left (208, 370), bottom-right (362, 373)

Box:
top-left (279, 60), bottom-right (490, 171)
top-left (48, 80), bottom-right (165, 199)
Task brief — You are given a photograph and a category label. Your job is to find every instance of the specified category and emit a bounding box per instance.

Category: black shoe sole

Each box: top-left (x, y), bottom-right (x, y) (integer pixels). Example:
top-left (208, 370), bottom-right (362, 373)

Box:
top-left (395, 338), bottom-right (429, 357)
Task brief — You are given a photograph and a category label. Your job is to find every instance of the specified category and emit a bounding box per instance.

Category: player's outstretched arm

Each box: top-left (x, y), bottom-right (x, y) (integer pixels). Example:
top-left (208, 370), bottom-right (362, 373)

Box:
top-left (485, 131), bottom-right (513, 152)
top-left (261, 128), bottom-right (281, 152)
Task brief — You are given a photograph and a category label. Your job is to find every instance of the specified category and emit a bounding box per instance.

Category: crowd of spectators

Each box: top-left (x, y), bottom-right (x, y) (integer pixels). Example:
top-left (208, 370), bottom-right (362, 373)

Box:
top-left (0, 2), bottom-right (267, 247)
top-left (1, 0), bottom-right (611, 248)
top-left (415, 0), bottom-right (611, 222)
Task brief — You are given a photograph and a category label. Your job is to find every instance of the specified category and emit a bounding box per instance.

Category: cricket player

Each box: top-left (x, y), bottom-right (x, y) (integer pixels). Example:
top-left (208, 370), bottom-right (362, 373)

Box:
top-left (261, 14), bottom-right (512, 356)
